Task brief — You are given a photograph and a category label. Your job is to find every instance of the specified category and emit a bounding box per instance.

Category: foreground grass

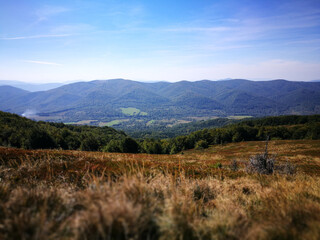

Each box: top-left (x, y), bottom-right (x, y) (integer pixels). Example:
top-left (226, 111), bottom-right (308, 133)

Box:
top-left (0, 140), bottom-right (320, 239)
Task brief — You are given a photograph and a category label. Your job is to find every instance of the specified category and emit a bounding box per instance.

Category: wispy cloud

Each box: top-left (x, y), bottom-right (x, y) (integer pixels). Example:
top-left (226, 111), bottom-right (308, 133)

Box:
top-left (50, 24), bottom-right (95, 35)
top-left (163, 27), bottom-right (231, 33)
top-left (23, 60), bottom-right (62, 66)
top-left (106, 4), bottom-right (144, 17)
top-left (102, 3), bottom-right (146, 29)
top-left (1, 34), bottom-right (71, 40)
top-left (220, 7), bottom-right (320, 43)
top-left (35, 5), bottom-right (69, 22)
top-left (160, 2), bottom-right (320, 46)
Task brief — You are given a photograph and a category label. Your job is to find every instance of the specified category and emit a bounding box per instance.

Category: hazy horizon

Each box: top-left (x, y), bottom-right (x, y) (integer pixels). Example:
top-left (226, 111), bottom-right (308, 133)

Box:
top-left (1, 78), bottom-right (320, 86)
top-left (1, 0), bottom-right (320, 83)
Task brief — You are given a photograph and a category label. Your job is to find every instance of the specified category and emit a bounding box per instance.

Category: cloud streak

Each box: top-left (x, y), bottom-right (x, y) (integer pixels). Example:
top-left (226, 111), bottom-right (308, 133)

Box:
top-left (23, 60), bottom-right (62, 66)
top-left (1, 34), bottom-right (71, 40)
top-left (35, 6), bottom-right (69, 22)
top-left (162, 27), bottom-right (231, 33)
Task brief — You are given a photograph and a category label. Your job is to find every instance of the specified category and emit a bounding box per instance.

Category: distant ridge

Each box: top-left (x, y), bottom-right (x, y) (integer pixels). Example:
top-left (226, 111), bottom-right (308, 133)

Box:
top-left (0, 79), bottom-right (319, 124)
top-left (0, 80), bottom-right (65, 92)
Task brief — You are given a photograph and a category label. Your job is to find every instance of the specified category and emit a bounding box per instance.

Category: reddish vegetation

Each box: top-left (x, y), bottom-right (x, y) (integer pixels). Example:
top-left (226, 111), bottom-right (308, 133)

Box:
top-left (0, 140), bottom-right (320, 239)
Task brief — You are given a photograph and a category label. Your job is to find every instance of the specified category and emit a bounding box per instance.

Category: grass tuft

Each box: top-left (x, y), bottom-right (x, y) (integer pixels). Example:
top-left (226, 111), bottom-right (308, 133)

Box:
top-left (0, 140), bottom-right (320, 239)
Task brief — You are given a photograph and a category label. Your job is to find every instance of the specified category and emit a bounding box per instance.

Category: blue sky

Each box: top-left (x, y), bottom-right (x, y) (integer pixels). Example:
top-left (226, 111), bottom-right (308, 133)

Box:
top-left (0, 0), bottom-right (320, 83)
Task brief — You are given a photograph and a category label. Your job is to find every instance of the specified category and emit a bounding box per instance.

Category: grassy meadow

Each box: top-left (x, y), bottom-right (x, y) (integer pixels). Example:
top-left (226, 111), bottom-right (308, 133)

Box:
top-left (1, 140), bottom-right (320, 239)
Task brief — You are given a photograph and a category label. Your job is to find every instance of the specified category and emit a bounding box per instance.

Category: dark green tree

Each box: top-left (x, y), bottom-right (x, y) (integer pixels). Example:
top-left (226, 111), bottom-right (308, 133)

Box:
top-left (104, 139), bottom-right (122, 153)
top-left (121, 137), bottom-right (139, 153)
top-left (80, 135), bottom-right (99, 151)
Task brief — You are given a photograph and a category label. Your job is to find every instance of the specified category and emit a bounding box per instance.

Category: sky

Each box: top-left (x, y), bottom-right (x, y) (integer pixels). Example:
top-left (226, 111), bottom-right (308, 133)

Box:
top-left (0, 0), bottom-right (320, 83)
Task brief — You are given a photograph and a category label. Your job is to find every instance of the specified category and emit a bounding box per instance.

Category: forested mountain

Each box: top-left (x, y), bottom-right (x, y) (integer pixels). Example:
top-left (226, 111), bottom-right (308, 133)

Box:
top-left (0, 86), bottom-right (29, 103)
top-left (1, 79), bottom-right (320, 125)
top-left (0, 111), bottom-right (126, 151)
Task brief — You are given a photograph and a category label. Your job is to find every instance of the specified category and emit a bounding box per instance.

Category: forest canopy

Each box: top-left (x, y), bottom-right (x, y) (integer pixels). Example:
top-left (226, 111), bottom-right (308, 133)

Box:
top-left (0, 111), bottom-right (319, 154)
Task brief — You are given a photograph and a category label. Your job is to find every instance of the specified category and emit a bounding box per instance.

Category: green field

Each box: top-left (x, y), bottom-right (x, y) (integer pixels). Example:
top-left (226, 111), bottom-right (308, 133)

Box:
top-left (99, 119), bottom-right (129, 127)
top-left (120, 107), bottom-right (147, 116)
top-left (146, 120), bottom-right (155, 126)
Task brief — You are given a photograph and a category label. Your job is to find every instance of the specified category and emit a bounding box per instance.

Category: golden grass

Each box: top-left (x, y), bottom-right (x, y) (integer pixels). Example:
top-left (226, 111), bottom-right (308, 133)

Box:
top-left (0, 140), bottom-right (320, 239)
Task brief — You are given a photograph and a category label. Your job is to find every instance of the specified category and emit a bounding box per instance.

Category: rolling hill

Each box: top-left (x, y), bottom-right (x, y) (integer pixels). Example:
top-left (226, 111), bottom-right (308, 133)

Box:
top-left (0, 80), bottom-right (65, 92)
top-left (1, 79), bottom-right (320, 125)
top-left (0, 110), bottom-right (126, 151)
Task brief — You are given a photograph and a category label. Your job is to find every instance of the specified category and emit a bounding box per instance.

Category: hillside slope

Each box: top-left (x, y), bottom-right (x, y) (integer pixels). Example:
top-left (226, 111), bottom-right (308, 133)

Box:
top-left (0, 111), bottom-right (126, 151)
top-left (1, 140), bottom-right (320, 239)
top-left (1, 79), bottom-right (320, 123)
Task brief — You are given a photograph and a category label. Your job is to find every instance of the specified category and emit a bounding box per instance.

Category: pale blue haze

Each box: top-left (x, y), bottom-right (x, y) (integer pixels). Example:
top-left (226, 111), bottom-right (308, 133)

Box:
top-left (0, 0), bottom-right (319, 82)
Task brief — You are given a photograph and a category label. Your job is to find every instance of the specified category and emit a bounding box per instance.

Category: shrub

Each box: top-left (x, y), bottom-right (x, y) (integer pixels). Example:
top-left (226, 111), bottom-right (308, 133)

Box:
top-left (121, 137), bottom-right (140, 153)
top-left (247, 153), bottom-right (275, 174)
top-left (246, 138), bottom-right (296, 175)
top-left (277, 160), bottom-right (296, 175)
top-left (230, 160), bottom-right (238, 171)
top-left (193, 184), bottom-right (215, 203)
top-left (246, 137), bottom-right (275, 174)
top-left (104, 139), bottom-right (122, 153)
top-left (195, 140), bottom-right (209, 150)
top-left (215, 162), bottom-right (223, 169)
top-left (103, 137), bottom-right (140, 153)
top-left (80, 135), bottom-right (99, 151)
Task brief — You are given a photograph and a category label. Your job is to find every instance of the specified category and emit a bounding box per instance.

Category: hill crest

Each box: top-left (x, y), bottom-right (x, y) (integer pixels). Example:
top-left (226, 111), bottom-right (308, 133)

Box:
top-left (1, 79), bottom-right (319, 125)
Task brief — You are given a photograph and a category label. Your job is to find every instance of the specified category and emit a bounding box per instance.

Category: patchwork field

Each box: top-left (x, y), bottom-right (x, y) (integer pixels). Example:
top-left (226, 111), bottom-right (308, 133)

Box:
top-left (98, 119), bottom-right (130, 127)
top-left (0, 140), bottom-right (320, 239)
top-left (120, 107), bottom-right (148, 116)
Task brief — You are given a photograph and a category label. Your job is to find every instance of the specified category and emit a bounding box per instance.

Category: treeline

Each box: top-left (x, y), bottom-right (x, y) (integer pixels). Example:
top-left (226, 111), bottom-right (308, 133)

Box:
top-left (121, 117), bottom-right (240, 139)
top-left (138, 115), bottom-right (320, 154)
top-left (118, 114), bottom-right (320, 140)
top-left (0, 111), bottom-right (126, 151)
top-left (104, 115), bottom-right (320, 154)
top-left (239, 115), bottom-right (320, 127)
top-left (1, 111), bottom-right (320, 155)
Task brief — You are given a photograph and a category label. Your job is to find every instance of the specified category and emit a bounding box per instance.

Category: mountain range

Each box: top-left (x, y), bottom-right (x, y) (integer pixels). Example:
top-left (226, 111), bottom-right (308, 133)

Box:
top-left (0, 79), bottom-right (320, 125)
top-left (0, 80), bottom-right (65, 92)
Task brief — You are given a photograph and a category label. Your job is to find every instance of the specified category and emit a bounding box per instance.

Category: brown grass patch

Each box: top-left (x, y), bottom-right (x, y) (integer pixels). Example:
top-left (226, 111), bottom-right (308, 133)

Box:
top-left (0, 140), bottom-right (320, 239)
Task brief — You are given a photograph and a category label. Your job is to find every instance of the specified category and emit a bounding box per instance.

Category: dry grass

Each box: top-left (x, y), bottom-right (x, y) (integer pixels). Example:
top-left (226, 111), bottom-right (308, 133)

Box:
top-left (0, 140), bottom-right (320, 239)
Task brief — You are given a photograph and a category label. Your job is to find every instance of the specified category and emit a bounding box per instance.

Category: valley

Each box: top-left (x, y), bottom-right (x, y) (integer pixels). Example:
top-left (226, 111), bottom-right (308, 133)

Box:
top-left (2, 0), bottom-right (320, 239)
top-left (1, 110), bottom-right (320, 239)
top-left (1, 79), bottom-right (320, 131)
